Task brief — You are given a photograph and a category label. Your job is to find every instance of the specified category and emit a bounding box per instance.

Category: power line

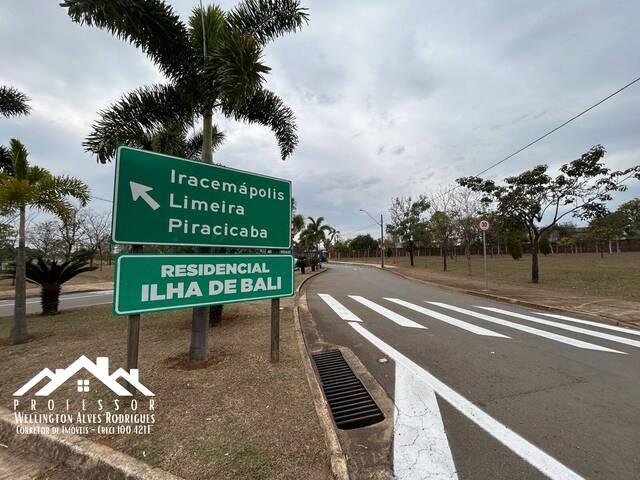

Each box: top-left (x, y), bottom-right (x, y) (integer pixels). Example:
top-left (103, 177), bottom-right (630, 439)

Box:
top-left (91, 195), bottom-right (112, 203)
top-left (473, 75), bottom-right (640, 177)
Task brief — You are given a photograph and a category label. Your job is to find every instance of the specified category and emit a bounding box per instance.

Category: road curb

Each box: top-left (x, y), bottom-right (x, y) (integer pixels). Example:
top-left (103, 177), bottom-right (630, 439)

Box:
top-left (330, 261), bottom-right (640, 331)
top-left (0, 406), bottom-right (182, 480)
top-left (293, 269), bottom-right (350, 480)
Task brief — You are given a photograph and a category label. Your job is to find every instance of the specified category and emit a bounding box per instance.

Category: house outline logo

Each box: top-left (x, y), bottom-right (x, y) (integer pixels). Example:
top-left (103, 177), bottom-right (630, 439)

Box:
top-left (13, 356), bottom-right (154, 397)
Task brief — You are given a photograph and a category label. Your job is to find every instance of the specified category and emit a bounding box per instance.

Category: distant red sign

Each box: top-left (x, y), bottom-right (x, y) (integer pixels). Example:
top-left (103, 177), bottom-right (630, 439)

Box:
top-left (478, 219), bottom-right (490, 232)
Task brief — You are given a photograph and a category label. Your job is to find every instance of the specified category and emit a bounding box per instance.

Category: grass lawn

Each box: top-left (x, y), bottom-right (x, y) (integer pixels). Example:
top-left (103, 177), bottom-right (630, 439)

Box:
top-left (341, 252), bottom-right (640, 301)
top-left (0, 273), bottom-right (330, 480)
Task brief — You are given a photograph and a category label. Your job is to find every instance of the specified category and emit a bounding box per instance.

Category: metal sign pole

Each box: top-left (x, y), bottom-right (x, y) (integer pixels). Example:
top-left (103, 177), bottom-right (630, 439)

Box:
top-left (270, 298), bottom-right (280, 363)
top-left (126, 244), bottom-right (142, 391)
top-left (482, 232), bottom-right (488, 290)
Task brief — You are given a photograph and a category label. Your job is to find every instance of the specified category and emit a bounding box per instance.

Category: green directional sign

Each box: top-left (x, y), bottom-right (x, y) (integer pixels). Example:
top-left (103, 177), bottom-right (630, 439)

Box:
top-left (111, 146), bottom-right (292, 248)
top-left (113, 254), bottom-right (294, 315)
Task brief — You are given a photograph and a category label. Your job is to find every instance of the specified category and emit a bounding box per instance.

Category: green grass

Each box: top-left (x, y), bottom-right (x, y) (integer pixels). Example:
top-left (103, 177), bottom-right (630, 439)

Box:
top-left (344, 252), bottom-right (640, 300)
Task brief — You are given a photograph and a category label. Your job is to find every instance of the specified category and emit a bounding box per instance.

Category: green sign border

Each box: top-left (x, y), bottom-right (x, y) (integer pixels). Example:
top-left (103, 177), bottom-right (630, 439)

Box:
top-left (113, 253), bottom-right (294, 315)
top-left (111, 146), bottom-right (292, 249)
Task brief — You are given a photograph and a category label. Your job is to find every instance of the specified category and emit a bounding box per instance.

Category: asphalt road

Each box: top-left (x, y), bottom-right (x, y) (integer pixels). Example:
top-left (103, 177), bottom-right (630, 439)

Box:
top-left (0, 290), bottom-right (113, 317)
top-left (304, 263), bottom-right (640, 480)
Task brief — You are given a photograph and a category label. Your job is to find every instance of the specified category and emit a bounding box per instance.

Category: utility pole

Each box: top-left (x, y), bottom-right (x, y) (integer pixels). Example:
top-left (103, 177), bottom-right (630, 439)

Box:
top-left (359, 209), bottom-right (384, 269)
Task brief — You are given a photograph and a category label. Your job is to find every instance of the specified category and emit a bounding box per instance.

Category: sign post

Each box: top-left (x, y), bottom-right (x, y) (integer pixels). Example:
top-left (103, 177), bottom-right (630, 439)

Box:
top-left (478, 219), bottom-right (490, 291)
top-left (111, 146), bottom-right (294, 364)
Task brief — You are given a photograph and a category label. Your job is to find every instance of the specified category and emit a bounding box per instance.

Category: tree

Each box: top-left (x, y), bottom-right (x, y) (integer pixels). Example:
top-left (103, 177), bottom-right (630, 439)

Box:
top-left (63, 0), bottom-right (309, 363)
top-left (0, 86), bottom-right (31, 118)
top-left (386, 196), bottom-right (429, 266)
top-left (617, 198), bottom-right (640, 236)
top-left (0, 220), bottom-right (16, 263)
top-left (59, 206), bottom-right (85, 260)
top-left (4, 257), bottom-right (95, 315)
top-left (452, 188), bottom-right (483, 274)
top-left (302, 216), bottom-right (332, 258)
top-left (80, 209), bottom-right (111, 269)
top-left (458, 145), bottom-right (640, 283)
top-left (0, 139), bottom-right (89, 344)
top-left (428, 189), bottom-right (459, 272)
top-left (589, 211), bottom-right (628, 257)
top-left (28, 220), bottom-right (65, 259)
top-left (538, 236), bottom-right (552, 256)
top-left (349, 234), bottom-right (378, 255)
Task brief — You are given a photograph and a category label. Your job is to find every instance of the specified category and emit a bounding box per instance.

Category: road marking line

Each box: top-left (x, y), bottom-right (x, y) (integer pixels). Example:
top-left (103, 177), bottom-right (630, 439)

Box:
top-left (394, 362), bottom-right (458, 479)
top-left (385, 298), bottom-right (509, 338)
top-left (317, 294), bottom-right (362, 322)
top-left (535, 312), bottom-right (640, 337)
top-left (348, 322), bottom-right (585, 480)
top-left (479, 307), bottom-right (640, 350)
top-left (428, 303), bottom-right (624, 354)
top-left (348, 296), bottom-right (427, 329)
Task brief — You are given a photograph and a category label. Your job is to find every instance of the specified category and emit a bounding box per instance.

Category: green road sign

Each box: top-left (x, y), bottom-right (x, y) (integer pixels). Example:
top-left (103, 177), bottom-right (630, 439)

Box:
top-left (111, 146), bottom-right (292, 248)
top-left (113, 254), bottom-right (294, 315)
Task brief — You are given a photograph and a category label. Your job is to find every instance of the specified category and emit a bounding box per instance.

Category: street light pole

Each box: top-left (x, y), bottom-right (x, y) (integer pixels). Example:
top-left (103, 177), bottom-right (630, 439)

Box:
top-left (380, 213), bottom-right (384, 269)
top-left (359, 209), bottom-right (384, 269)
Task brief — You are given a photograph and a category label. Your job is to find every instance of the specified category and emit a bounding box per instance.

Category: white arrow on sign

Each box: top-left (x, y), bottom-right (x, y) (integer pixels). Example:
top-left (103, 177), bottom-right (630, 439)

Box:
top-left (130, 181), bottom-right (160, 211)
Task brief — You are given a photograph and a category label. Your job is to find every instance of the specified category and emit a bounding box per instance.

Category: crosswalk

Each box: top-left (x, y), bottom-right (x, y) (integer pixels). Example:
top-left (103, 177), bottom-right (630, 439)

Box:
top-left (316, 294), bottom-right (638, 355)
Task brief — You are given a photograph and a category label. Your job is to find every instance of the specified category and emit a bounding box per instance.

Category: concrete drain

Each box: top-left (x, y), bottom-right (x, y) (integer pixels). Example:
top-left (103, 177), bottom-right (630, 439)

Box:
top-left (312, 349), bottom-right (385, 430)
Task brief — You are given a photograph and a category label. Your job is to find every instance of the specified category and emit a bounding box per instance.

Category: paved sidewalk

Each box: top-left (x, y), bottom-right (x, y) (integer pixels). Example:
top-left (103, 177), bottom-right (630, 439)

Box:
top-left (332, 261), bottom-right (640, 328)
top-left (0, 282), bottom-right (112, 301)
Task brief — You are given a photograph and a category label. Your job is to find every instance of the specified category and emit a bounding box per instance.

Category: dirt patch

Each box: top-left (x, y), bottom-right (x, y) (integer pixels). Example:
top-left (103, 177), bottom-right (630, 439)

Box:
top-left (0, 295), bottom-right (330, 480)
top-left (164, 351), bottom-right (227, 370)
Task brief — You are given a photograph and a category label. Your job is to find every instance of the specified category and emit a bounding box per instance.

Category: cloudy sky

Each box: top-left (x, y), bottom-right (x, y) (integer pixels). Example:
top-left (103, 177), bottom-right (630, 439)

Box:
top-left (1, 0), bottom-right (639, 239)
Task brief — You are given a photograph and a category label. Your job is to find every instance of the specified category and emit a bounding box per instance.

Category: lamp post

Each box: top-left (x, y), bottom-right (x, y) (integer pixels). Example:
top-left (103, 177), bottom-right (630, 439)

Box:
top-left (359, 209), bottom-right (384, 269)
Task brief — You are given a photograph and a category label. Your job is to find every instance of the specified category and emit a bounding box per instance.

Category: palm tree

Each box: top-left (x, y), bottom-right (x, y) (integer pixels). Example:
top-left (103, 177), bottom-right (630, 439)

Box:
top-left (0, 139), bottom-right (89, 343)
top-left (3, 257), bottom-right (96, 315)
top-left (303, 216), bottom-right (332, 258)
top-left (0, 86), bottom-right (31, 118)
top-left (62, 0), bottom-right (308, 363)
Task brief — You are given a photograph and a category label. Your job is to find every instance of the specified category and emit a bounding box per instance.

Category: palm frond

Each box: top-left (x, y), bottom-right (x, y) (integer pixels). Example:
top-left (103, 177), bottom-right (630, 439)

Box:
top-left (37, 175), bottom-right (91, 208)
top-left (0, 145), bottom-right (13, 175)
top-left (25, 257), bottom-right (96, 286)
top-left (227, 0), bottom-right (309, 46)
top-left (185, 125), bottom-right (225, 160)
top-left (10, 139), bottom-right (29, 180)
top-left (223, 88), bottom-right (298, 160)
top-left (0, 86), bottom-right (31, 118)
top-left (85, 84), bottom-right (196, 162)
top-left (61, 0), bottom-right (194, 80)
top-left (210, 29), bottom-right (270, 110)
top-left (188, 5), bottom-right (227, 64)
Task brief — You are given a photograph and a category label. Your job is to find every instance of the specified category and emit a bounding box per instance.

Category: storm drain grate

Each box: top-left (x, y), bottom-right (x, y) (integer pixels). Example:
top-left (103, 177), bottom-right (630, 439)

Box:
top-left (312, 349), bottom-right (384, 430)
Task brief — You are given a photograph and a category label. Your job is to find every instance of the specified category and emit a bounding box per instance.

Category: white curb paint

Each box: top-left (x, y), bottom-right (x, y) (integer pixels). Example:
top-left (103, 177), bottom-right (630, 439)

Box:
top-left (385, 298), bottom-right (509, 338)
top-left (348, 296), bottom-right (427, 329)
top-left (317, 294), bottom-right (362, 322)
top-left (348, 322), bottom-right (585, 480)
top-left (535, 312), bottom-right (640, 337)
top-left (428, 303), bottom-right (624, 354)
top-left (479, 307), bottom-right (640, 350)
top-left (394, 362), bottom-right (458, 479)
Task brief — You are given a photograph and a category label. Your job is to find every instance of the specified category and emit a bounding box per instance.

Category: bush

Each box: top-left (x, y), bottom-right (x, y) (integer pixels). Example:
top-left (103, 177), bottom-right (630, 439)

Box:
top-left (539, 237), bottom-right (552, 256)
top-left (508, 239), bottom-right (523, 260)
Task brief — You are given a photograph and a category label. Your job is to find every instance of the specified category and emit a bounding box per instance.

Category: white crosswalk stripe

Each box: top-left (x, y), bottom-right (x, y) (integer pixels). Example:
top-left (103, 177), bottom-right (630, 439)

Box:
top-left (317, 294), bottom-right (362, 322)
top-left (479, 307), bottom-right (640, 350)
top-left (349, 322), bottom-right (585, 480)
top-left (348, 296), bottom-right (427, 329)
top-left (535, 312), bottom-right (640, 337)
top-left (385, 298), bottom-right (510, 338)
top-left (428, 302), bottom-right (624, 354)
